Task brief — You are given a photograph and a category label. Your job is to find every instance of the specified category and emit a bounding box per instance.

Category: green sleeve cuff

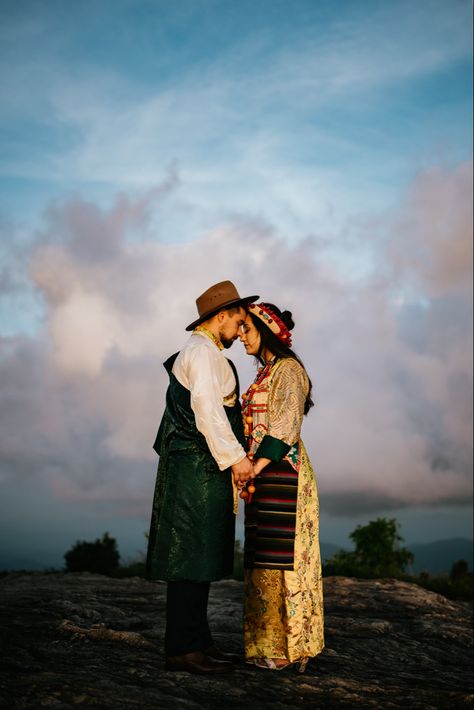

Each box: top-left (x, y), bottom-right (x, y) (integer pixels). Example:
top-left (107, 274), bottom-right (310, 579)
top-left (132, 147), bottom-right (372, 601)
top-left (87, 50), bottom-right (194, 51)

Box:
top-left (255, 434), bottom-right (291, 462)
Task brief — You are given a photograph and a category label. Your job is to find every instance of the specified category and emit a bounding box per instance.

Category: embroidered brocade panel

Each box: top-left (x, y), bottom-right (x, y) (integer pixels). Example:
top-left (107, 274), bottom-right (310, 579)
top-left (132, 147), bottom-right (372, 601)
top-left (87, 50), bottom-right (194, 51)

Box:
top-left (242, 359), bottom-right (324, 664)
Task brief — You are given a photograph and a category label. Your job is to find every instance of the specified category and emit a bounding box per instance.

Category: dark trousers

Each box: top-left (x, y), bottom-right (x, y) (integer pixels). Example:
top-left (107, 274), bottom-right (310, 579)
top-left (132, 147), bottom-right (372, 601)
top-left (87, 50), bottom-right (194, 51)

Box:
top-left (165, 580), bottom-right (213, 656)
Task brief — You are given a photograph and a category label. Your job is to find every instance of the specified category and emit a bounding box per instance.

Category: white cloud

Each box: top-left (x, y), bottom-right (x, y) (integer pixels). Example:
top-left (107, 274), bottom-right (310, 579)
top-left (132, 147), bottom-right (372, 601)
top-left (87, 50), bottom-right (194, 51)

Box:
top-left (387, 162), bottom-right (473, 297)
top-left (0, 161), bottom-right (471, 519)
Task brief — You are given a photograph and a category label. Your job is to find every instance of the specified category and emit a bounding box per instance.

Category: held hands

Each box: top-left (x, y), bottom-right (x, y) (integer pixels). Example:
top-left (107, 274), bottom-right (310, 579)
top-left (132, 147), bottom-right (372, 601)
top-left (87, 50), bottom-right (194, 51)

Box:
top-left (247, 456), bottom-right (271, 483)
top-left (231, 455), bottom-right (255, 486)
top-left (251, 459), bottom-right (265, 477)
top-left (237, 456), bottom-right (271, 503)
top-left (232, 455), bottom-right (269, 486)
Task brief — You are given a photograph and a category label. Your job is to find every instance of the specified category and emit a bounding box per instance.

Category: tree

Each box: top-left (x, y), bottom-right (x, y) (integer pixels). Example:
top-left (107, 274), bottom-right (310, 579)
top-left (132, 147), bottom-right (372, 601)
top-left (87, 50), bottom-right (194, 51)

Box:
top-left (324, 517), bottom-right (414, 578)
top-left (64, 532), bottom-right (120, 574)
top-left (450, 559), bottom-right (469, 581)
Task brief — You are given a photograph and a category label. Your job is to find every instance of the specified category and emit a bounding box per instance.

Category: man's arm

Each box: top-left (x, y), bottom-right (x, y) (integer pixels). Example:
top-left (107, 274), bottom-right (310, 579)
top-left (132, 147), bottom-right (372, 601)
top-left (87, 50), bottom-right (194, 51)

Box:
top-left (186, 344), bottom-right (249, 471)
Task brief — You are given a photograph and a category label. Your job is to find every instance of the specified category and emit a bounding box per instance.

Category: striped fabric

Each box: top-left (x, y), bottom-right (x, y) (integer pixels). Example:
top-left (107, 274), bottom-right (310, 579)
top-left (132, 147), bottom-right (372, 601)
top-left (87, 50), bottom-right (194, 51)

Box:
top-left (244, 460), bottom-right (299, 570)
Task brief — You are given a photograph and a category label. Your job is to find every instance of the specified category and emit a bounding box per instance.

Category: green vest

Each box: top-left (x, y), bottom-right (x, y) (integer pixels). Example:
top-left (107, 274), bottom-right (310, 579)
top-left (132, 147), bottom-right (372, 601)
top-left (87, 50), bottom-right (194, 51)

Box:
top-left (146, 352), bottom-right (245, 582)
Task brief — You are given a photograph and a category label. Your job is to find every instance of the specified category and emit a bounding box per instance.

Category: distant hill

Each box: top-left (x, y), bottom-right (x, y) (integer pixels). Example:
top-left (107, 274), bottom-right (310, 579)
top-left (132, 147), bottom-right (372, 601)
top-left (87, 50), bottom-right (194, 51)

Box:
top-left (407, 538), bottom-right (473, 575)
top-left (0, 551), bottom-right (62, 572)
top-left (320, 538), bottom-right (473, 576)
top-left (1, 539), bottom-right (472, 576)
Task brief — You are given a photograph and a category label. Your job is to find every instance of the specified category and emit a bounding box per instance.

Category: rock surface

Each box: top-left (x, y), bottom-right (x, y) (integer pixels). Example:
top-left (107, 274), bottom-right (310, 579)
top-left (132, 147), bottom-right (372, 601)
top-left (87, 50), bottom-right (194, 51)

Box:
top-left (0, 573), bottom-right (472, 709)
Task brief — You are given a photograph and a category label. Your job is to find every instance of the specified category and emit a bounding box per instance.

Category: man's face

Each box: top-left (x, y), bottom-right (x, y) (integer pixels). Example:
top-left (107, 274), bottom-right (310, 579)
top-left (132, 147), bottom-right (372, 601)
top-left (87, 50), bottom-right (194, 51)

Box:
top-left (219, 307), bottom-right (246, 349)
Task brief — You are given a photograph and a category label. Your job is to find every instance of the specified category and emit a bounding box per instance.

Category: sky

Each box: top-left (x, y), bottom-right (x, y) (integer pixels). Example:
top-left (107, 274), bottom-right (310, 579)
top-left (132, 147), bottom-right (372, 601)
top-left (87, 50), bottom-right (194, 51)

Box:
top-left (0, 0), bottom-right (472, 569)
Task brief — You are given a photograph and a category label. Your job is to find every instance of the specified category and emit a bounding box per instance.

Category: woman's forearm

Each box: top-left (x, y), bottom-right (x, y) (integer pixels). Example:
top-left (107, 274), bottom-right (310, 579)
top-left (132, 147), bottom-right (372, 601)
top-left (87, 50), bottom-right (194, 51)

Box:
top-left (252, 457), bottom-right (272, 476)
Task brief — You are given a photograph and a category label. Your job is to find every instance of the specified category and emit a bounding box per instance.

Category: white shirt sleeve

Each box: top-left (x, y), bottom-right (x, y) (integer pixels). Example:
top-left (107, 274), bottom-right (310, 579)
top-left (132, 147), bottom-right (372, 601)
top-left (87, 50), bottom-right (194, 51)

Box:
top-left (185, 343), bottom-right (246, 471)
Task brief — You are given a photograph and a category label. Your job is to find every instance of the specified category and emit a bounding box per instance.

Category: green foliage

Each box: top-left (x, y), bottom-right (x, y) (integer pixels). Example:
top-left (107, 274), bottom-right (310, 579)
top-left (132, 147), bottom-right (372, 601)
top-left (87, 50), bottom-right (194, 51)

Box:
top-left (113, 532), bottom-right (148, 578)
top-left (324, 517), bottom-right (414, 578)
top-left (323, 517), bottom-right (473, 602)
top-left (64, 532), bottom-right (120, 574)
top-left (113, 559), bottom-right (146, 578)
top-left (403, 560), bottom-right (473, 602)
top-left (450, 559), bottom-right (469, 581)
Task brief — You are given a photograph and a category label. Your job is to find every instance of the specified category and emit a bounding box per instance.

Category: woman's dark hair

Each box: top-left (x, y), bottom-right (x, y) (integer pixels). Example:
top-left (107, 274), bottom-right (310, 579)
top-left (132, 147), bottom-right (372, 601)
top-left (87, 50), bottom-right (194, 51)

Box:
top-left (248, 303), bottom-right (314, 414)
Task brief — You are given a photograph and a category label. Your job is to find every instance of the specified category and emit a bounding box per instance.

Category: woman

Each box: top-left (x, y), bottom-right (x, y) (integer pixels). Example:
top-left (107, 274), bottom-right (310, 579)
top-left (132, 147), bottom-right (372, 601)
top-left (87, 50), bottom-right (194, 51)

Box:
top-left (239, 302), bottom-right (324, 671)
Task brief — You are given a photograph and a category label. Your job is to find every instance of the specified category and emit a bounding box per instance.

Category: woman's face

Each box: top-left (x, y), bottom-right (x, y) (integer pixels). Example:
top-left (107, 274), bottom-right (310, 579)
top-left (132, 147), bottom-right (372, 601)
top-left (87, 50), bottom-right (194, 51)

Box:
top-left (240, 314), bottom-right (261, 356)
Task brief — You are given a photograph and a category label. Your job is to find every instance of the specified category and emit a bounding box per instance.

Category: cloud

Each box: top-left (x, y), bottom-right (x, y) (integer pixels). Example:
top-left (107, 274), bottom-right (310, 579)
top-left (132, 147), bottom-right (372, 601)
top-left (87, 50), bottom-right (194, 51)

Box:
top-left (0, 161), bottom-right (471, 520)
top-left (387, 162), bottom-right (473, 297)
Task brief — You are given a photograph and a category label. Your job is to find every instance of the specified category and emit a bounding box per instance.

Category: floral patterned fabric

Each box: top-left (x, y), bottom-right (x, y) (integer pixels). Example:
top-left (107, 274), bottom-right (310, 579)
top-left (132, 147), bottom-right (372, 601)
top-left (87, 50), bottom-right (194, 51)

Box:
top-left (243, 359), bottom-right (324, 664)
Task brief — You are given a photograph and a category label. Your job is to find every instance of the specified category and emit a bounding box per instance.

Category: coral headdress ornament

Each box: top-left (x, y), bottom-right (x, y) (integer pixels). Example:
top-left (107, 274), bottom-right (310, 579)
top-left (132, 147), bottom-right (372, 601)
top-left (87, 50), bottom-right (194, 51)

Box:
top-left (248, 303), bottom-right (293, 347)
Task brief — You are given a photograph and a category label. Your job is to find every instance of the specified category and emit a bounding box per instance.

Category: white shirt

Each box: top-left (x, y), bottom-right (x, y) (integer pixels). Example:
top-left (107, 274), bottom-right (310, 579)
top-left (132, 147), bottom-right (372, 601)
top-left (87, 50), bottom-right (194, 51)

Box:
top-left (172, 331), bottom-right (246, 471)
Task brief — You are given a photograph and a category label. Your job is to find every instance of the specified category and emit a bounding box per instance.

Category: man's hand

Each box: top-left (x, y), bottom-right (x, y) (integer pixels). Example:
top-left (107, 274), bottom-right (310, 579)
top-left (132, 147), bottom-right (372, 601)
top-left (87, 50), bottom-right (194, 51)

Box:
top-left (231, 456), bottom-right (254, 485)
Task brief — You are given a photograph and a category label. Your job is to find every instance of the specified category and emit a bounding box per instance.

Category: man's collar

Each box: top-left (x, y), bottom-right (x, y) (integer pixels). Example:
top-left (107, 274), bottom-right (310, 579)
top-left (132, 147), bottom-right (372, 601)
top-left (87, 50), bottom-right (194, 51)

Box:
top-left (193, 325), bottom-right (224, 351)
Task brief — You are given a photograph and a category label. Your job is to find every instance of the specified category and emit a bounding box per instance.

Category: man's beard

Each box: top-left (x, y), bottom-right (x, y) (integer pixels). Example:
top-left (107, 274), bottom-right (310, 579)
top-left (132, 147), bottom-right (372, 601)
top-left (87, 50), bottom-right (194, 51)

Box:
top-left (221, 337), bottom-right (235, 349)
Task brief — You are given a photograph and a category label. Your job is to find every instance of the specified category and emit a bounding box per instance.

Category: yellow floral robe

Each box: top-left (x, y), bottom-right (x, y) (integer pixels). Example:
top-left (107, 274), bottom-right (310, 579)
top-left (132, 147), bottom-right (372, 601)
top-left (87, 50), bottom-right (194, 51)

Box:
top-left (243, 358), bottom-right (324, 665)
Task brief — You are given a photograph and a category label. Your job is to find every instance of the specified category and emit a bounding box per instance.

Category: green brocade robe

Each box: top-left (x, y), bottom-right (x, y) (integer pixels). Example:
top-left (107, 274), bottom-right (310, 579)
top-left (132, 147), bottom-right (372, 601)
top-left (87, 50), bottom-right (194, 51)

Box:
top-left (146, 352), bottom-right (245, 582)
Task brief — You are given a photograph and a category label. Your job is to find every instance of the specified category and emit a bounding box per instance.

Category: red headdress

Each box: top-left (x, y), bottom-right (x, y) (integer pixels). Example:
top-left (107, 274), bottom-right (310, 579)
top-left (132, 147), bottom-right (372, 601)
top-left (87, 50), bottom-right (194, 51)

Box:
top-left (248, 303), bottom-right (293, 347)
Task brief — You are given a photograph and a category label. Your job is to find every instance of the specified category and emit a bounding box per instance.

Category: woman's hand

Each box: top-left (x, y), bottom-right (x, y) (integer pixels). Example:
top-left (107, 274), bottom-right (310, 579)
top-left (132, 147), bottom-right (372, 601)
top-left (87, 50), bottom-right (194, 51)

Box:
top-left (252, 457), bottom-right (271, 477)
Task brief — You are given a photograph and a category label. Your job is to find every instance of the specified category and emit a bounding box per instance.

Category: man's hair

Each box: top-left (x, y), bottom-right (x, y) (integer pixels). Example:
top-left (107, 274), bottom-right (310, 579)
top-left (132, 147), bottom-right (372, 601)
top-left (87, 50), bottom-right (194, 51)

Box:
top-left (223, 305), bottom-right (243, 316)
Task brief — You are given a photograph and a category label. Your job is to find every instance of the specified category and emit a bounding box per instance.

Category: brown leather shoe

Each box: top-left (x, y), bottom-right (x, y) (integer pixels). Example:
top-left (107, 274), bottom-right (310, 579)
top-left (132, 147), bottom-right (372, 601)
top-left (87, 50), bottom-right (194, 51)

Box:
top-left (205, 645), bottom-right (241, 664)
top-left (165, 651), bottom-right (234, 674)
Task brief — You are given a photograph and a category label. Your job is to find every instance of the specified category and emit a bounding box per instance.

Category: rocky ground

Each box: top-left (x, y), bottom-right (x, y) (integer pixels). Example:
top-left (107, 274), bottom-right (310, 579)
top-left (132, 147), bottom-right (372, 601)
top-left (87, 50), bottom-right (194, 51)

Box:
top-left (0, 573), bottom-right (472, 709)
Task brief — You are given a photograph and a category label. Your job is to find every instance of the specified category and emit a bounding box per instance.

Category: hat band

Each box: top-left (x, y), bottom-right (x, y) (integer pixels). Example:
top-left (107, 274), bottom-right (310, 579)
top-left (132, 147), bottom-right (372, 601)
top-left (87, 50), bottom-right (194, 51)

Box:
top-left (248, 303), bottom-right (292, 347)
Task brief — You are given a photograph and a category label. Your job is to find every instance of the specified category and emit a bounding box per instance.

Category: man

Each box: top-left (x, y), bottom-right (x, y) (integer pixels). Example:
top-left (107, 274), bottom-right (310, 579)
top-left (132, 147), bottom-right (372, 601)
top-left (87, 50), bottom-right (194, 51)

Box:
top-left (146, 280), bottom-right (258, 674)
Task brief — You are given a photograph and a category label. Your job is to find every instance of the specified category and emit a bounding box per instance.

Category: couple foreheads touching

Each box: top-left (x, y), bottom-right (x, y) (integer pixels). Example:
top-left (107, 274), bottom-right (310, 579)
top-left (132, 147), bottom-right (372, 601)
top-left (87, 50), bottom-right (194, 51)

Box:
top-left (146, 280), bottom-right (324, 674)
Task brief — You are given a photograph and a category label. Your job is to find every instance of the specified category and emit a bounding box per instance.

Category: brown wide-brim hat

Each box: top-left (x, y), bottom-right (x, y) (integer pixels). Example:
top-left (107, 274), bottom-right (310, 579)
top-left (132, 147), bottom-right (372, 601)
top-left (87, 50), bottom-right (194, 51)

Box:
top-left (185, 280), bottom-right (259, 331)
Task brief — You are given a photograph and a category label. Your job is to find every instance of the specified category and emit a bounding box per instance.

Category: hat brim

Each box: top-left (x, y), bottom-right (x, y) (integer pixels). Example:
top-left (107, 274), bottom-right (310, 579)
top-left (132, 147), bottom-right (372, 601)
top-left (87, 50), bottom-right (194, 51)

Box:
top-left (185, 295), bottom-right (259, 331)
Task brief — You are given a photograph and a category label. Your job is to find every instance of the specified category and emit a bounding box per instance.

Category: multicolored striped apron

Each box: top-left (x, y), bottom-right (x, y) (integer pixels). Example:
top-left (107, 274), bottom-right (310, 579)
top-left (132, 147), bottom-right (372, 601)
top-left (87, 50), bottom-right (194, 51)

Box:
top-left (242, 360), bottom-right (300, 571)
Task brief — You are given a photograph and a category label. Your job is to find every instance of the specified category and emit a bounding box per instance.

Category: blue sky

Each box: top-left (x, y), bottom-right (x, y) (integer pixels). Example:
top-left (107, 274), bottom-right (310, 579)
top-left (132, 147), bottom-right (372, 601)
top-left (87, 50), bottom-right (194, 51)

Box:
top-left (2, 0), bottom-right (471, 219)
top-left (0, 0), bottom-right (472, 568)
